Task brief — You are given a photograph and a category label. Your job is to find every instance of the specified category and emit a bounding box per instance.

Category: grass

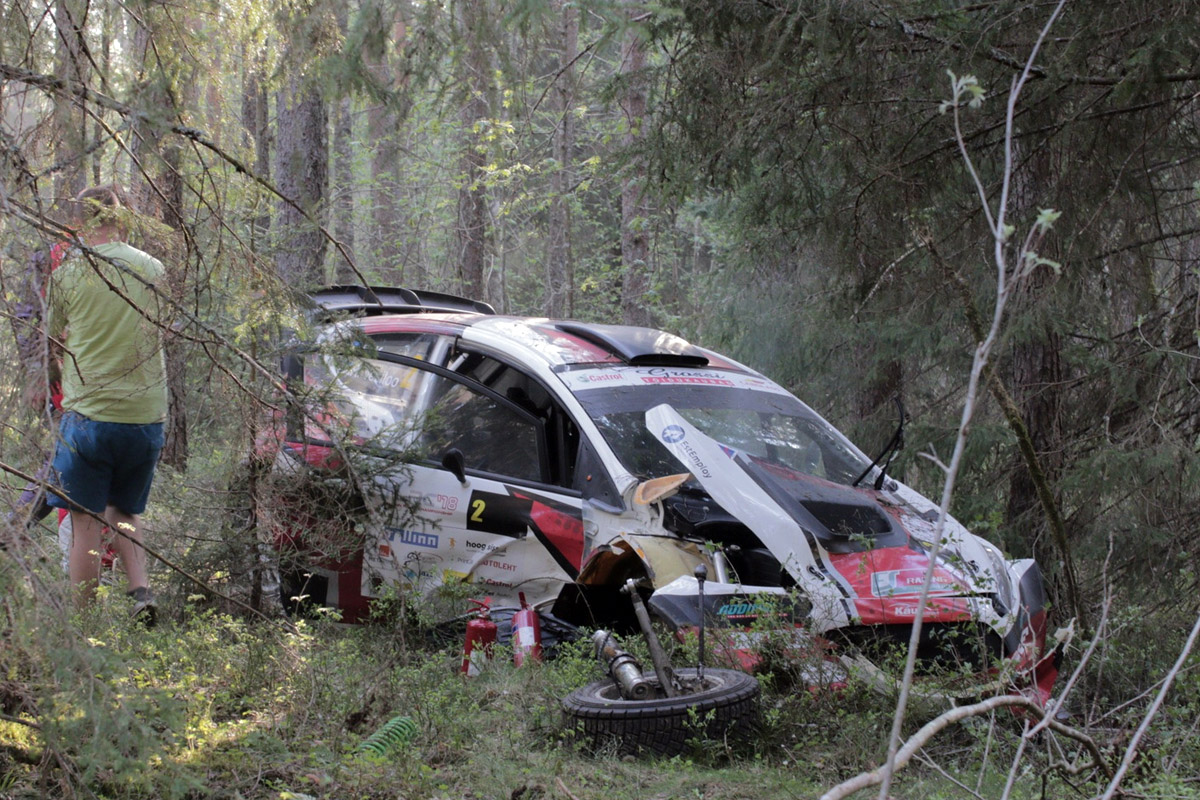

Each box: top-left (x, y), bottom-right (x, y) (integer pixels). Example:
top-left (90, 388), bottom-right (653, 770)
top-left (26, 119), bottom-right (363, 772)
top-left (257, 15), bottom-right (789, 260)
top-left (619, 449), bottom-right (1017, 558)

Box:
top-left (1, 462), bottom-right (1197, 799)
top-left (0, 567), bottom-right (1151, 800)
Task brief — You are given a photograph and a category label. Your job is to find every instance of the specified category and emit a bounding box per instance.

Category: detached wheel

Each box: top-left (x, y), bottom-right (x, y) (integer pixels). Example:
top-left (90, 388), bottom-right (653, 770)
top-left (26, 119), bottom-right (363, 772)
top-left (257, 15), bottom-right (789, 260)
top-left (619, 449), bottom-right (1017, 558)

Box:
top-left (562, 668), bottom-right (759, 756)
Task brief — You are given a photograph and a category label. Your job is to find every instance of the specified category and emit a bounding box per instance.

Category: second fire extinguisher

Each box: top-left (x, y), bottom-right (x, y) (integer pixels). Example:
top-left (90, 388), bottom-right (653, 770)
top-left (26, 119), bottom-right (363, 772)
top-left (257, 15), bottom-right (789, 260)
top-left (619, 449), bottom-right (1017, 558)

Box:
top-left (511, 592), bottom-right (543, 667)
top-left (461, 597), bottom-right (496, 676)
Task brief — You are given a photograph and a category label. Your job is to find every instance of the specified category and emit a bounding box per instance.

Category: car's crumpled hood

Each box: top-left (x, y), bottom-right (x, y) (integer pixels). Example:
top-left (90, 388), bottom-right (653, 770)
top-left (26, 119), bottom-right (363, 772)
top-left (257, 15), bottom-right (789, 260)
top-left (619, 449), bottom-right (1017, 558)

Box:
top-left (644, 404), bottom-right (1007, 632)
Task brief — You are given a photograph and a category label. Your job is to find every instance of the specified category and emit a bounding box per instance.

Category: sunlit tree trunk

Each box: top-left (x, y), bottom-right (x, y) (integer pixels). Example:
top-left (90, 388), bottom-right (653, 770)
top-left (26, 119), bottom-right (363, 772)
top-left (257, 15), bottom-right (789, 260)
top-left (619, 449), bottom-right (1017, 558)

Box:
top-left (241, 49), bottom-right (271, 247)
top-left (332, 95), bottom-right (357, 283)
top-left (330, 5), bottom-right (357, 283)
top-left (128, 11), bottom-right (190, 229)
top-left (366, 10), bottom-right (410, 285)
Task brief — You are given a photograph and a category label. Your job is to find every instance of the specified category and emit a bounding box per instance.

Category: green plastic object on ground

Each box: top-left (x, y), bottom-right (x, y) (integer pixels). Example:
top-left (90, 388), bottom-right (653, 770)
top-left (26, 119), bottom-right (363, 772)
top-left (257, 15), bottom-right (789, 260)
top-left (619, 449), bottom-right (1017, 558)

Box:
top-left (357, 716), bottom-right (418, 755)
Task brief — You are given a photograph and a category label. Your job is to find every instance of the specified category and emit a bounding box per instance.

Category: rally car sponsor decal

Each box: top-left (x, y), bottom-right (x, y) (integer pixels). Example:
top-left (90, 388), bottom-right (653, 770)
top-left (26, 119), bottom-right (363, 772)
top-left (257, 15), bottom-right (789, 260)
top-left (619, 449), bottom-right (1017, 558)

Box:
top-left (384, 528), bottom-right (439, 549)
top-left (464, 487), bottom-right (584, 577)
top-left (851, 596), bottom-right (972, 626)
top-left (410, 492), bottom-right (461, 517)
top-left (870, 567), bottom-right (962, 597)
top-left (567, 367), bottom-right (793, 395)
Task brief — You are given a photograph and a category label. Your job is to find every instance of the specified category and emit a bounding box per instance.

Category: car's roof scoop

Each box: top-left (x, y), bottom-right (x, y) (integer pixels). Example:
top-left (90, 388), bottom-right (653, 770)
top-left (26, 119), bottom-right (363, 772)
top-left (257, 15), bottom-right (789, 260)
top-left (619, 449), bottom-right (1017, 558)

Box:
top-left (555, 323), bottom-right (710, 367)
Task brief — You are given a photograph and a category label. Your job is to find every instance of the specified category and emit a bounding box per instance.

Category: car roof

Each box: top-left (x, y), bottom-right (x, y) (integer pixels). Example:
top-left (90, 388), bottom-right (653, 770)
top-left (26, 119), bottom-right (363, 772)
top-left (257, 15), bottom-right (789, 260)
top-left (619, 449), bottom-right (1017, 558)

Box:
top-left (355, 313), bottom-right (744, 371)
top-left (311, 286), bottom-right (744, 371)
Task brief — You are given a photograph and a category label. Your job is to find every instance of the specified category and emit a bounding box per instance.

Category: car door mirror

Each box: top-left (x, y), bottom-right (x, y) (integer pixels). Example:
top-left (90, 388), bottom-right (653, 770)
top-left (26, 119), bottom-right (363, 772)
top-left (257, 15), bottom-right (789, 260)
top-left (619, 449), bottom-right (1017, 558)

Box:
top-left (441, 447), bottom-right (469, 486)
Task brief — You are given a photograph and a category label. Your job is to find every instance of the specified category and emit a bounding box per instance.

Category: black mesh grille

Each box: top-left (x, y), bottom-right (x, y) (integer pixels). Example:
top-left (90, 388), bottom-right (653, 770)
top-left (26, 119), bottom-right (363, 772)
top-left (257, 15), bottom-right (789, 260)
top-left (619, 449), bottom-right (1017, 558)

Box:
top-left (833, 622), bottom-right (1004, 675)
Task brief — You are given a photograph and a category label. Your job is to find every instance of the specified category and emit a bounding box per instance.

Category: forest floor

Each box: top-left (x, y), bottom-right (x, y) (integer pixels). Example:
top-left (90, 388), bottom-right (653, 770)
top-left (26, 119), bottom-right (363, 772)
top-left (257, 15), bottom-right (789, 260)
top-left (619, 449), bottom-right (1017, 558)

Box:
top-left (3, 567), bottom-right (1188, 800)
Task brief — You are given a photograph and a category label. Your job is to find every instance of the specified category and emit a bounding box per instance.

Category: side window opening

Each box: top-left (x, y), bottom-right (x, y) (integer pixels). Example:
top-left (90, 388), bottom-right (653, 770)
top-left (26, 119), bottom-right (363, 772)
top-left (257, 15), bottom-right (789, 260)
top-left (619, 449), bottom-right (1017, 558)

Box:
top-left (298, 337), bottom-right (586, 490)
top-left (297, 332), bottom-right (447, 450)
top-left (446, 347), bottom-right (582, 489)
top-left (303, 357), bottom-right (428, 449)
top-left (418, 378), bottom-right (545, 483)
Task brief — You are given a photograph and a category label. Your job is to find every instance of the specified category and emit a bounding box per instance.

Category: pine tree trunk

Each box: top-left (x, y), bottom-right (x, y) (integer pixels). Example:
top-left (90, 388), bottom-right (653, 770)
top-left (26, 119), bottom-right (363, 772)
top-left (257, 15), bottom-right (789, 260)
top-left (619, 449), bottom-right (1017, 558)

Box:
top-left (1004, 145), bottom-right (1066, 567)
top-left (52, 0), bottom-right (88, 203)
top-left (455, 1), bottom-right (491, 301)
top-left (365, 11), bottom-right (411, 285)
top-left (1005, 268), bottom-right (1064, 564)
top-left (368, 101), bottom-right (401, 282)
top-left (619, 8), bottom-right (651, 327)
top-left (546, 0), bottom-right (578, 318)
top-left (332, 95), bottom-right (357, 283)
top-left (241, 54), bottom-right (271, 246)
top-left (273, 73), bottom-right (329, 288)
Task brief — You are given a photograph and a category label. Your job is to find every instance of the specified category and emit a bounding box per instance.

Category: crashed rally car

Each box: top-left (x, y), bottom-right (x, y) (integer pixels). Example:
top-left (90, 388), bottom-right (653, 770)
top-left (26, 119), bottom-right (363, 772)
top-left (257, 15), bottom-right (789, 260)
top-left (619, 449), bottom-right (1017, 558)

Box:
top-left (254, 286), bottom-right (1059, 699)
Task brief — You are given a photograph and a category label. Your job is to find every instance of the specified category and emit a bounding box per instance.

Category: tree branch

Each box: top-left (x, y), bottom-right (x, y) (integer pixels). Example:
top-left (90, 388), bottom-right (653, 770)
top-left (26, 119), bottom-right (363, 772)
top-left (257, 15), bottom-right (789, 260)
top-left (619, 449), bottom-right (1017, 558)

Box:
top-left (821, 694), bottom-right (1113, 800)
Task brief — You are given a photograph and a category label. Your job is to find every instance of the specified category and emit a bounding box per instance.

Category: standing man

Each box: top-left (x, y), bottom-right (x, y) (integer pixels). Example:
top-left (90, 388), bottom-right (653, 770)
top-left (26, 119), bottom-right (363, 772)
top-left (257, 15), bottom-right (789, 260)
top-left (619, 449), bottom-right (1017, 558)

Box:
top-left (47, 184), bottom-right (167, 622)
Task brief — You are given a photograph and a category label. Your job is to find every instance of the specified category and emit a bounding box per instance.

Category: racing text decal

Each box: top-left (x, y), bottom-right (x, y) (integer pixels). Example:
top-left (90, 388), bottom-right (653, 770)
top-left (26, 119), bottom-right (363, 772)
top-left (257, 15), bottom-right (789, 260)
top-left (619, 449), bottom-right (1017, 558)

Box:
top-left (465, 488), bottom-right (585, 577)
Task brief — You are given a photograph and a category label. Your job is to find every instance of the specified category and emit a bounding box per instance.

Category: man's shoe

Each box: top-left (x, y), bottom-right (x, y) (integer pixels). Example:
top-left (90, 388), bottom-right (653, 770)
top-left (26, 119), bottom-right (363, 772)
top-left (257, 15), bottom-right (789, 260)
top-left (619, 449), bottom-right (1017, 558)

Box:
top-left (128, 586), bottom-right (157, 628)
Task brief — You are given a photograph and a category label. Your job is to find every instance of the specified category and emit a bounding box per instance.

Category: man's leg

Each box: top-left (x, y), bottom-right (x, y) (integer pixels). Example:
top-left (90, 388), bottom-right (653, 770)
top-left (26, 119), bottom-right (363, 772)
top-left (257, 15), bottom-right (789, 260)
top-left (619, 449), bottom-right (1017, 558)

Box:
top-left (67, 509), bottom-right (105, 606)
top-left (106, 506), bottom-right (148, 591)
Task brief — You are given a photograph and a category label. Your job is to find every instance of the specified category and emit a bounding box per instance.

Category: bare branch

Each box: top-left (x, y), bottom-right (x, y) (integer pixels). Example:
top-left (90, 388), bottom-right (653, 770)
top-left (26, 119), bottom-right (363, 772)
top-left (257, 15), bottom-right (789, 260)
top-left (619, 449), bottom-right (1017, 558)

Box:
top-left (875, 4), bottom-right (1069, 799)
top-left (821, 694), bottom-right (1112, 800)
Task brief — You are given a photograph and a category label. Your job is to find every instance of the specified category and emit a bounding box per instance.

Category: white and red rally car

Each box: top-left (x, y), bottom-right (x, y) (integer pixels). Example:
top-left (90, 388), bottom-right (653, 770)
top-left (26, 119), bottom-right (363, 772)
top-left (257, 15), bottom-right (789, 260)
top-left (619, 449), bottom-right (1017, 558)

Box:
top-left (253, 286), bottom-right (1060, 700)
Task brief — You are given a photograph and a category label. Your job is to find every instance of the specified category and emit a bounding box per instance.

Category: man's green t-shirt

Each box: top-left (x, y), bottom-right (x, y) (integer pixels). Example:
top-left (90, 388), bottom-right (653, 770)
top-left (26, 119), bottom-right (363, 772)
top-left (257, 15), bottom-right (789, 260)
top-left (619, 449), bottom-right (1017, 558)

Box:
top-left (48, 241), bottom-right (168, 424)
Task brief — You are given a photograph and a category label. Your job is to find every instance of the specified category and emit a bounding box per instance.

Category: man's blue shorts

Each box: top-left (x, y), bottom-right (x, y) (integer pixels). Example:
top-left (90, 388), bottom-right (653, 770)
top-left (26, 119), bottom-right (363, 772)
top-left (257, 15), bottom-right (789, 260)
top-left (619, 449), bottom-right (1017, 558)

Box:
top-left (48, 411), bottom-right (165, 515)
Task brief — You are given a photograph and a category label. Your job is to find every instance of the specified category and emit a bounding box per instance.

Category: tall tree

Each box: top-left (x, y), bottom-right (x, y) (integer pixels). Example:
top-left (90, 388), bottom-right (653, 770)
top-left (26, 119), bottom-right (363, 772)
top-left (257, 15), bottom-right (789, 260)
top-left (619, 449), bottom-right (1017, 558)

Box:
top-left (618, 5), bottom-right (651, 326)
top-left (453, 0), bottom-right (493, 302)
top-left (545, 0), bottom-right (578, 318)
top-left (331, 4), bottom-right (357, 282)
top-left (364, 3), bottom-right (411, 284)
top-left (241, 45), bottom-right (272, 247)
top-left (273, 3), bottom-right (334, 288)
top-left (51, 0), bottom-right (88, 202)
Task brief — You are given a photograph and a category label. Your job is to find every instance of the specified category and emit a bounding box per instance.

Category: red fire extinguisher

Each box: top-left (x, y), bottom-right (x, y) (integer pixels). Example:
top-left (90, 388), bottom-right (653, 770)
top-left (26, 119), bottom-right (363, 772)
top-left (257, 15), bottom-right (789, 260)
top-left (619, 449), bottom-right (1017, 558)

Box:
top-left (461, 597), bottom-right (496, 676)
top-left (512, 592), bottom-right (543, 667)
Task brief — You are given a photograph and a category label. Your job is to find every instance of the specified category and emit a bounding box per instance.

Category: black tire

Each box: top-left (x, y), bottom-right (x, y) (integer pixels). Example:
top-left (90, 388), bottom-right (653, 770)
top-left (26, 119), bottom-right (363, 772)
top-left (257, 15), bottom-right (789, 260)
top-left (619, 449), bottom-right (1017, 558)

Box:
top-left (561, 668), bottom-right (760, 757)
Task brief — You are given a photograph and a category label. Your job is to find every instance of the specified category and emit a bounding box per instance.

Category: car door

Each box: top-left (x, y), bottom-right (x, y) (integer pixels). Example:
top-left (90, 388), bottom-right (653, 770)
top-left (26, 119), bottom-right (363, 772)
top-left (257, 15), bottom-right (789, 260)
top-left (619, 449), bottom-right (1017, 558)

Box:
top-left (352, 346), bottom-right (587, 612)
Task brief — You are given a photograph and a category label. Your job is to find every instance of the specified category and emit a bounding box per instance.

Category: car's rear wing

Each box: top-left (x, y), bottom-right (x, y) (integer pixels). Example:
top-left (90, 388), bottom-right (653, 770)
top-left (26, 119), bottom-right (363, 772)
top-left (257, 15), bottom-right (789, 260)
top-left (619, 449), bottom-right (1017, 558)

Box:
top-left (308, 285), bottom-right (495, 321)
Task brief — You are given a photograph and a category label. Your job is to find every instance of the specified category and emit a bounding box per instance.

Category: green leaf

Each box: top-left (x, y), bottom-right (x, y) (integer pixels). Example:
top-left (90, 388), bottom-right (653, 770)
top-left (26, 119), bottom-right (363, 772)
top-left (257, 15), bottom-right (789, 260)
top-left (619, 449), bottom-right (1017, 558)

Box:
top-left (1035, 208), bottom-right (1062, 232)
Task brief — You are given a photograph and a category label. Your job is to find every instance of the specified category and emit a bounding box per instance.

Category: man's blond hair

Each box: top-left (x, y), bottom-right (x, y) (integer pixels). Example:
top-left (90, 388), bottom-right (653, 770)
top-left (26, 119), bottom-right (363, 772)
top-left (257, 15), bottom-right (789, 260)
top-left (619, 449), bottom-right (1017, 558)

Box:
top-left (73, 184), bottom-right (136, 225)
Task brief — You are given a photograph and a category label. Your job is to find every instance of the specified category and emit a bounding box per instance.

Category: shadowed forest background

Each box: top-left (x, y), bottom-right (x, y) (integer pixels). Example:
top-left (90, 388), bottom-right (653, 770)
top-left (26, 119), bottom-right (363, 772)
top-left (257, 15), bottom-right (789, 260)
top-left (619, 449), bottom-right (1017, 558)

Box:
top-left (3, 1), bottom-right (1200, 798)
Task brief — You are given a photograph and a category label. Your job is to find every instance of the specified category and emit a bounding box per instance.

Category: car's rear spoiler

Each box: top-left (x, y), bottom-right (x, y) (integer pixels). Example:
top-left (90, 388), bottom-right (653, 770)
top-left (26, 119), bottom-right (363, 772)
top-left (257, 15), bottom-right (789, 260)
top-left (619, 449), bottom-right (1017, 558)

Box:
top-left (308, 285), bottom-right (495, 321)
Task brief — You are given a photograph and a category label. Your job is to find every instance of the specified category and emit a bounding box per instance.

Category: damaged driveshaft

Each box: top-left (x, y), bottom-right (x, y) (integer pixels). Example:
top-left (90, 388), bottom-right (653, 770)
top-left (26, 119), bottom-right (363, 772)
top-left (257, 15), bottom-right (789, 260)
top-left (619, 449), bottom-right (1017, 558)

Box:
top-left (592, 630), bottom-right (652, 700)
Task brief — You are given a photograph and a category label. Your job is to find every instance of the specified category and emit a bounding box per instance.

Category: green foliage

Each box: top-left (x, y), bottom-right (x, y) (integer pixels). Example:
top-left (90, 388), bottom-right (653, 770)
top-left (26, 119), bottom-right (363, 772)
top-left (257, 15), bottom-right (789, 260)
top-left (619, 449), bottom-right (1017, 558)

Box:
top-left (4, 520), bottom-right (1198, 799)
top-left (4, 0), bottom-right (1200, 795)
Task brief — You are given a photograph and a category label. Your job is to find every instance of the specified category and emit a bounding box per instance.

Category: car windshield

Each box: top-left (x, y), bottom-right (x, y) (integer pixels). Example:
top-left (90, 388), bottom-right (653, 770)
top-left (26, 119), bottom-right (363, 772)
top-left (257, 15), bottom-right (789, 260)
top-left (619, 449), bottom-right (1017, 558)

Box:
top-left (568, 368), bottom-right (872, 486)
